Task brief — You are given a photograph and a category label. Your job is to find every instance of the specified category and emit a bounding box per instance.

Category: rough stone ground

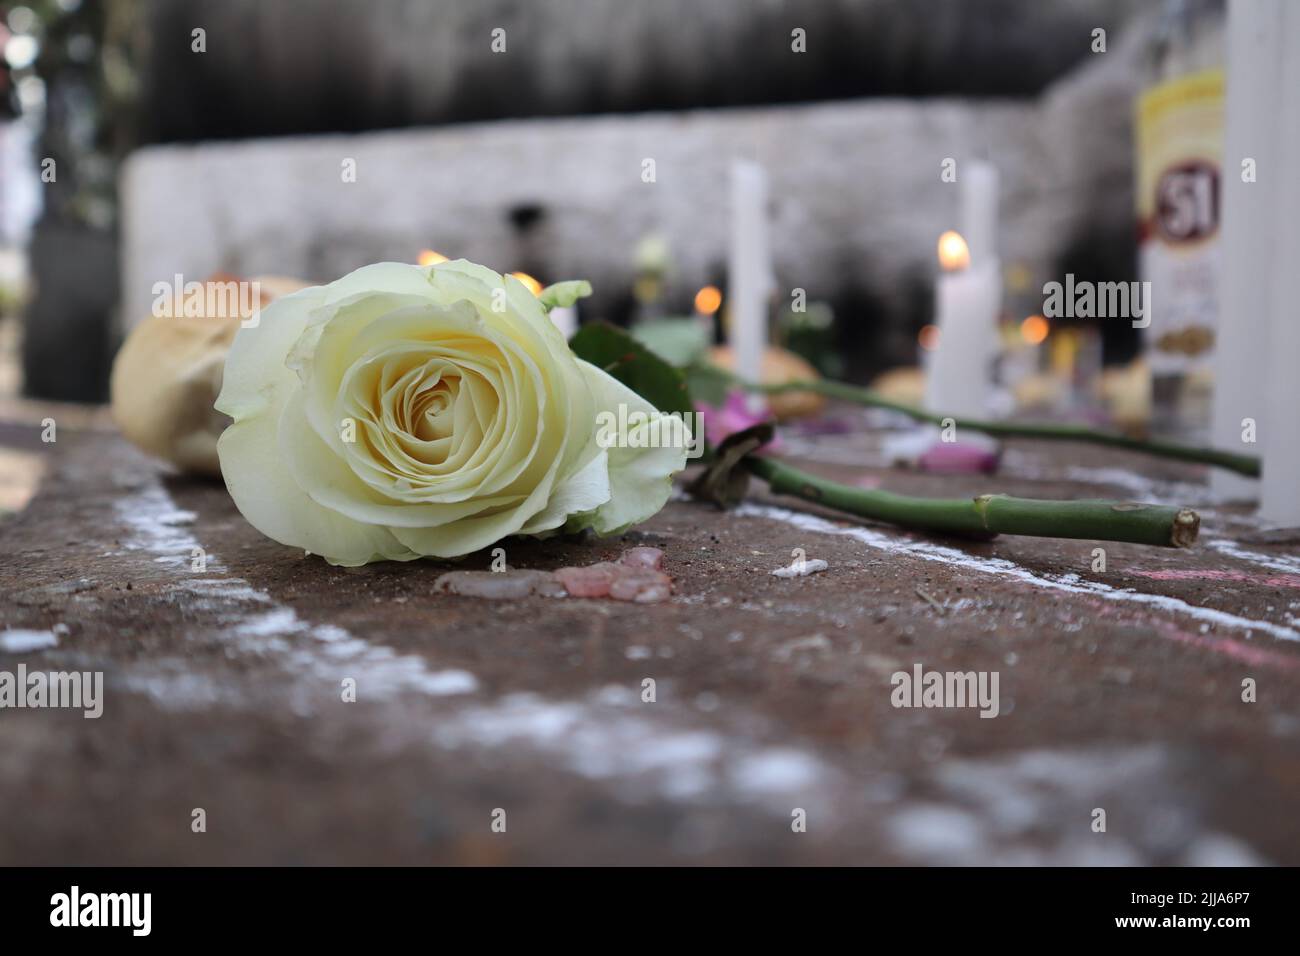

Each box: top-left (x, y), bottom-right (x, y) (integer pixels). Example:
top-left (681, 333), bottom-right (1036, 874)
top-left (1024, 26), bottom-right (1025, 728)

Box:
top-left (2, 412), bottom-right (1298, 865)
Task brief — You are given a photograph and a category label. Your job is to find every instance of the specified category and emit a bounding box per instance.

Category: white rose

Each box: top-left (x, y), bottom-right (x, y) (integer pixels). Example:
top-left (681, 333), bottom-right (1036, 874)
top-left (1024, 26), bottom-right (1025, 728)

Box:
top-left (111, 275), bottom-right (310, 475)
top-left (215, 260), bottom-right (688, 565)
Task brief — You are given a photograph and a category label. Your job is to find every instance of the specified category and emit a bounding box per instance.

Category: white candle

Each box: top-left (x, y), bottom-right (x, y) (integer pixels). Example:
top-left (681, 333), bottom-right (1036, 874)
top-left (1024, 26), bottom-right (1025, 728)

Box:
top-left (924, 231), bottom-right (1001, 415)
top-left (1260, 0), bottom-right (1300, 523)
top-left (961, 160), bottom-right (1000, 268)
top-left (549, 305), bottom-right (578, 339)
top-left (924, 162), bottom-right (1003, 414)
top-left (728, 159), bottom-right (772, 413)
top-left (1211, 0), bottom-right (1279, 501)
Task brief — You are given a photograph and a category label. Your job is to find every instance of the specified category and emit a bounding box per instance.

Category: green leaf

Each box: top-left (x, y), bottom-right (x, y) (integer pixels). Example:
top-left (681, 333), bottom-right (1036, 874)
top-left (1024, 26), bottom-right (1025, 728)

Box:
top-left (568, 322), bottom-right (695, 418)
top-left (538, 280), bottom-right (592, 311)
top-left (684, 362), bottom-right (730, 407)
top-left (630, 318), bottom-right (710, 367)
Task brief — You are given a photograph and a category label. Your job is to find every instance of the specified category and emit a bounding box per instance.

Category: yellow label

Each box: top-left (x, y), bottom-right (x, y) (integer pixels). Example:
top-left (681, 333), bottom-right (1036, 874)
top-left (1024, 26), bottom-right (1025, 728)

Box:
top-left (1136, 68), bottom-right (1224, 243)
top-left (1135, 68), bottom-right (1224, 372)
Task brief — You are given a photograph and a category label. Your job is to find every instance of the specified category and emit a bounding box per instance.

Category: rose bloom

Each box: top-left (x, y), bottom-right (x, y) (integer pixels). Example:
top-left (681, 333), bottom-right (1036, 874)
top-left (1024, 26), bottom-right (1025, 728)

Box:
top-left (216, 260), bottom-right (687, 565)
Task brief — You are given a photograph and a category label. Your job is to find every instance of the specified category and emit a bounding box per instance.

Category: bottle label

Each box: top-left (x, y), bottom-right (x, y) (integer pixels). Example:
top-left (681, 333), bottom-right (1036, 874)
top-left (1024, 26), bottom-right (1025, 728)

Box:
top-left (1135, 68), bottom-right (1224, 376)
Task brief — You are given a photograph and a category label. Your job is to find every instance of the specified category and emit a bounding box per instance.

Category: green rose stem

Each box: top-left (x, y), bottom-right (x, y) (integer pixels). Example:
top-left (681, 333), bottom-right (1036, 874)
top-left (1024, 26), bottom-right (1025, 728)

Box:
top-left (565, 325), bottom-right (1202, 548)
top-left (744, 454), bottom-right (1201, 548)
top-left (728, 376), bottom-right (1260, 479)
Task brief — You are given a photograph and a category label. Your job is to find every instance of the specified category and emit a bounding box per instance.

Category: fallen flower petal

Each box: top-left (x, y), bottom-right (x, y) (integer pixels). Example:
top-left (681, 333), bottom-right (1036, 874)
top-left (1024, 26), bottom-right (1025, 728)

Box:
top-left (609, 568), bottom-right (673, 602)
top-left (434, 569), bottom-right (564, 599)
top-left (619, 546), bottom-right (665, 570)
top-left (554, 563), bottom-right (620, 598)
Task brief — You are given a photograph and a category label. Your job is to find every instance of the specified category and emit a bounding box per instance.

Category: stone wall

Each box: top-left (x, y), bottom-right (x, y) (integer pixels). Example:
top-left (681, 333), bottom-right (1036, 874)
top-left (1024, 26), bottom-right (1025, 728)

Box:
top-left (120, 19), bottom-right (1147, 372)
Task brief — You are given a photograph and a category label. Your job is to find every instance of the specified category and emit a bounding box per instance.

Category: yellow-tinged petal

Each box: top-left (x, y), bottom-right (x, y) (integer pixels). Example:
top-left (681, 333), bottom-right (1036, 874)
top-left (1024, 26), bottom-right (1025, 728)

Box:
top-left (570, 360), bottom-right (689, 535)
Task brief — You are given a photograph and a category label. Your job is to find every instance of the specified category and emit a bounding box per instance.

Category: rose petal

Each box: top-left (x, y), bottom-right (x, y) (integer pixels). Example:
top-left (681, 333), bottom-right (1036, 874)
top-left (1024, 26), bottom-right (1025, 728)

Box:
top-left (434, 569), bottom-right (563, 599)
top-left (568, 361), bottom-right (689, 535)
top-left (608, 568), bottom-right (673, 603)
top-left (555, 563), bottom-right (620, 598)
top-left (619, 546), bottom-right (664, 570)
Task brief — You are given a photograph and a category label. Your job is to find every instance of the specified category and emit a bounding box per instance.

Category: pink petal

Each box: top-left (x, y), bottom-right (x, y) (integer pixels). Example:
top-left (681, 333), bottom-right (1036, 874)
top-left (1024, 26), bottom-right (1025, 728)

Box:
top-left (608, 568), bottom-right (673, 603)
top-left (620, 547), bottom-right (665, 571)
top-left (554, 563), bottom-right (619, 598)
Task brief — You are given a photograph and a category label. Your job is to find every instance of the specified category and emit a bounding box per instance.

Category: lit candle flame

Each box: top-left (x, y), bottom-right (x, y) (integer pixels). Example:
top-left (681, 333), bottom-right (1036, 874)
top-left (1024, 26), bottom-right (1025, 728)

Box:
top-left (509, 271), bottom-right (544, 296)
top-left (417, 250), bottom-right (448, 266)
top-left (1020, 314), bottom-right (1049, 345)
top-left (937, 231), bottom-right (970, 271)
top-left (694, 285), bottom-right (722, 315)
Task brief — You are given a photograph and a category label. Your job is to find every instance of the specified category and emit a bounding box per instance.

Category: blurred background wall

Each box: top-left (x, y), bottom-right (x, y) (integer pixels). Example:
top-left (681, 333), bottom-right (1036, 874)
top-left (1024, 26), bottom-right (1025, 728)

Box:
top-left (8, 0), bottom-right (1162, 401)
top-left (135, 0), bottom-right (1137, 139)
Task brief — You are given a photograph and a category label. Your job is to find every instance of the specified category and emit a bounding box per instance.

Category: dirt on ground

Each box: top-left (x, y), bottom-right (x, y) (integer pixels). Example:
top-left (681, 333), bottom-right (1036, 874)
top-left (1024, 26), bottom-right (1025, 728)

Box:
top-left (2, 414), bottom-right (1298, 864)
